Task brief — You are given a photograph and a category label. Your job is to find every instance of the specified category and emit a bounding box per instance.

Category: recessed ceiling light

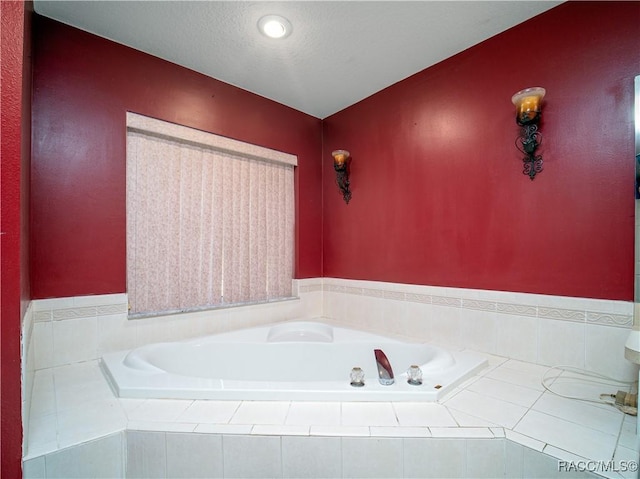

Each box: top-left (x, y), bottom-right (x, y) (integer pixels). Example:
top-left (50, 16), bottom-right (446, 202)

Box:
top-left (258, 15), bottom-right (292, 39)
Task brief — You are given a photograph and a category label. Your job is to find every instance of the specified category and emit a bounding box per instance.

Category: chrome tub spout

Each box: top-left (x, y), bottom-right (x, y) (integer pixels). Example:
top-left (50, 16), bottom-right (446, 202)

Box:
top-left (374, 349), bottom-right (395, 385)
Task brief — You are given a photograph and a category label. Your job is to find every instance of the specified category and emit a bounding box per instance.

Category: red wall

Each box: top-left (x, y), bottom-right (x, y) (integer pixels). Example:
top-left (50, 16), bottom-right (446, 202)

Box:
top-left (1, 1), bottom-right (32, 475)
top-left (323, 1), bottom-right (639, 301)
top-left (31, 2), bottom-right (640, 302)
top-left (31, 15), bottom-right (323, 299)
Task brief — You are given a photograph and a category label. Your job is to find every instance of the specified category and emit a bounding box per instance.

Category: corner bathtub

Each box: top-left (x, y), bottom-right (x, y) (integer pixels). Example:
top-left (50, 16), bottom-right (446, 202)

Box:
top-left (101, 321), bottom-right (487, 401)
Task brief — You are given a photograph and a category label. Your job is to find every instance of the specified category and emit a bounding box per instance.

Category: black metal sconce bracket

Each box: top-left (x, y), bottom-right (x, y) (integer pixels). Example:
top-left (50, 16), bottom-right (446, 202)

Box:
top-left (334, 162), bottom-right (352, 204)
top-left (516, 121), bottom-right (543, 180)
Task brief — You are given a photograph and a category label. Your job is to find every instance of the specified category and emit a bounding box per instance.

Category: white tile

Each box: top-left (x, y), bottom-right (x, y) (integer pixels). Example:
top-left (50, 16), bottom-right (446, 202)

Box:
top-left (369, 426), bottom-right (430, 437)
top-left (402, 300), bottom-right (432, 343)
top-left (323, 291), bottom-right (347, 322)
top-left (485, 363), bottom-right (549, 391)
top-left (165, 432), bottom-right (223, 479)
top-left (458, 309), bottom-right (498, 354)
top-left (360, 296), bottom-right (387, 333)
top-left (344, 296), bottom-right (383, 327)
top-left (222, 435), bottom-right (282, 478)
top-left (430, 304), bottom-right (463, 349)
top-left (482, 353), bottom-right (509, 370)
top-left (54, 375), bottom-right (115, 412)
top-left (29, 369), bottom-right (55, 418)
top-left (229, 401), bottom-right (290, 425)
top-left (618, 414), bottom-right (640, 451)
top-left (282, 436), bottom-right (342, 479)
top-left (52, 360), bottom-right (105, 388)
top-left (126, 398), bottom-right (193, 422)
top-left (56, 398), bottom-right (127, 448)
top-left (465, 438), bottom-right (506, 478)
top-left (522, 446), bottom-right (566, 479)
top-left (194, 424), bottom-right (252, 434)
top-left (537, 319), bottom-right (585, 369)
top-left (32, 297), bottom-right (74, 311)
top-left (22, 456), bottom-right (45, 479)
top-left (467, 376), bottom-right (543, 408)
top-left (514, 409), bottom-right (618, 460)
top-left (52, 317), bottom-right (98, 366)
top-left (310, 425), bottom-right (369, 436)
top-left (341, 402), bottom-right (398, 427)
top-left (126, 430), bottom-right (166, 479)
top-left (127, 421), bottom-right (197, 433)
top-left (45, 433), bottom-right (123, 479)
top-left (499, 359), bottom-right (555, 375)
top-left (542, 444), bottom-right (589, 462)
top-left (403, 438), bottom-right (466, 478)
top-left (342, 437), bottom-right (403, 478)
top-left (118, 398), bottom-right (146, 416)
top-left (74, 293), bottom-right (128, 307)
top-left (443, 389), bottom-right (528, 428)
top-left (530, 293), bottom-right (592, 312)
top-left (285, 401), bottom-right (341, 426)
top-left (251, 424), bottom-right (309, 435)
top-left (25, 413), bottom-right (57, 458)
top-left (504, 429), bottom-right (545, 452)
top-left (97, 313), bottom-right (137, 355)
top-left (532, 392), bottom-right (624, 436)
top-left (448, 409), bottom-right (500, 427)
top-left (32, 321), bottom-right (53, 370)
top-left (495, 314), bottom-right (539, 363)
top-left (177, 400), bottom-right (240, 423)
top-left (430, 427), bottom-right (493, 438)
top-left (393, 402), bottom-right (457, 427)
top-left (490, 427), bottom-right (505, 437)
top-left (505, 438), bottom-right (524, 479)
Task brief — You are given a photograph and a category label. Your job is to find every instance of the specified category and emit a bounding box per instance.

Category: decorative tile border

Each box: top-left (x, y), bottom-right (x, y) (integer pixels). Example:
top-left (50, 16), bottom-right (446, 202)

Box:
top-left (363, 288), bottom-right (385, 298)
top-left (321, 278), bottom-right (633, 328)
top-left (587, 312), bottom-right (635, 327)
top-left (35, 301), bottom-right (129, 322)
top-left (496, 303), bottom-right (537, 317)
top-left (405, 293), bottom-right (432, 304)
top-left (383, 290), bottom-right (405, 301)
top-left (537, 307), bottom-right (585, 323)
top-left (432, 296), bottom-right (462, 307)
top-left (33, 294), bottom-right (129, 322)
top-left (297, 284), bottom-right (322, 294)
top-left (461, 299), bottom-right (497, 312)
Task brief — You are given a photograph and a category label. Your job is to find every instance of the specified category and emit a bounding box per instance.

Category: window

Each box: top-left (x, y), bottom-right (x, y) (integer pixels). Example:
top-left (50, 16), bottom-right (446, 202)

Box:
top-left (126, 113), bottom-right (296, 317)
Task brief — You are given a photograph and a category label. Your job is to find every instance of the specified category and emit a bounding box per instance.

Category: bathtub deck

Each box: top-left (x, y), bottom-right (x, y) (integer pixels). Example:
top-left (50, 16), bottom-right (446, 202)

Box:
top-left (24, 353), bottom-right (639, 478)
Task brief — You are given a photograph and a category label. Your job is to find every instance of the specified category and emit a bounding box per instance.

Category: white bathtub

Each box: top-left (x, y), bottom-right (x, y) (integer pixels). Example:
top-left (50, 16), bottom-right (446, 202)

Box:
top-left (101, 321), bottom-right (487, 401)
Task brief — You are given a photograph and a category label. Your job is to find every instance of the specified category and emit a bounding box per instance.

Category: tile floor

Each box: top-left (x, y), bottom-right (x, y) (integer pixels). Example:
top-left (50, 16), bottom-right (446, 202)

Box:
top-left (25, 354), bottom-right (639, 478)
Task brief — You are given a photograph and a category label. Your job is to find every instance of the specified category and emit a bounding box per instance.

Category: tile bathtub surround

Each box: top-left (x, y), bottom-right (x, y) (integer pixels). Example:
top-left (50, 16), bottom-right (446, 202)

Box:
top-left (28, 278), bottom-right (323, 371)
top-left (26, 277), bottom-right (635, 381)
top-left (23, 356), bottom-right (639, 479)
top-left (21, 303), bottom-right (35, 449)
top-left (321, 277), bottom-right (638, 382)
top-left (22, 278), bottom-right (639, 476)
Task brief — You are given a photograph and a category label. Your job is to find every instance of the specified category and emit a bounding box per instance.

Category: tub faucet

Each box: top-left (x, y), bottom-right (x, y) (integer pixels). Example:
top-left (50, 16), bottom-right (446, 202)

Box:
top-left (374, 349), bottom-right (395, 385)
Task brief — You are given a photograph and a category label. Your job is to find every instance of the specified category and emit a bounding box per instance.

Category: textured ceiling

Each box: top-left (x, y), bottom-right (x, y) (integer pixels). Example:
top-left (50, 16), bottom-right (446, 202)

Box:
top-left (33, 1), bottom-right (562, 119)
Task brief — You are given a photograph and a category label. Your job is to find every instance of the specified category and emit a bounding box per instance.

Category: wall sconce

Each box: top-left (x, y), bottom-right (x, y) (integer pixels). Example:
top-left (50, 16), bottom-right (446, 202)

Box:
top-left (332, 149), bottom-right (352, 203)
top-left (512, 87), bottom-right (546, 180)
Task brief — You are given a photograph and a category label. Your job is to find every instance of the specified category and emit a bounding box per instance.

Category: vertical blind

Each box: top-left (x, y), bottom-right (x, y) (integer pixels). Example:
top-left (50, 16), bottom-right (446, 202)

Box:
top-left (126, 113), bottom-right (295, 316)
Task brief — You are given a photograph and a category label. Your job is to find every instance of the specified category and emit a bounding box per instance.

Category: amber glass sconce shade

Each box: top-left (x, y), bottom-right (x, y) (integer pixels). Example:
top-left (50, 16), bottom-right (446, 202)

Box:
top-left (512, 87), bottom-right (545, 180)
top-left (332, 149), bottom-right (352, 203)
